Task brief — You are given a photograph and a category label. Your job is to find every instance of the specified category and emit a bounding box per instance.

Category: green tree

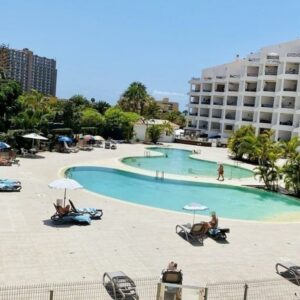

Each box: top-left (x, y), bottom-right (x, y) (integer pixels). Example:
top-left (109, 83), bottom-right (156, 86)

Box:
top-left (253, 131), bottom-right (282, 191)
top-left (0, 79), bottom-right (22, 131)
top-left (228, 125), bottom-right (256, 160)
top-left (104, 107), bottom-right (140, 140)
top-left (118, 82), bottom-right (150, 115)
top-left (281, 137), bottom-right (300, 196)
top-left (163, 111), bottom-right (186, 128)
top-left (93, 100), bottom-right (111, 114)
top-left (80, 107), bottom-right (104, 129)
top-left (11, 90), bottom-right (58, 130)
top-left (146, 122), bottom-right (173, 144)
top-left (69, 94), bottom-right (89, 107)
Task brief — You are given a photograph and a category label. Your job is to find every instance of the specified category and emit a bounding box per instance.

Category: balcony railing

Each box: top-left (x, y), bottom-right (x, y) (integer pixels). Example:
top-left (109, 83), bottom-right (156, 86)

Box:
top-left (188, 124), bottom-right (197, 128)
top-left (287, 53), bottom-right (300, 57)
top-left (228, 88), bottom-right (239, 92)
top-left (230, 74), bottom-right (240, 78)
top-left (203, 89), bottom-right (212, 92)
top-left (204, 77), bottom-right (212, 80)
top-left (279, 120), bottom-right (293, 126)
top-left (188, 113), bottom-right (198, 116)
top-left (242, 118), bottom-right (253, 122)
top-left (283, 88), bottom-right (297, 92)
top-left (212, 115), bottom-right (222, 119)
top-left (244, 103), bottom-right (255, 107)
top-left (260, 119), bottom-right (272, 124)
top-left (281, 103), bottom-right (295, 109)
top-left (261, 103), bottom-right (273, 108)
top-left (191, 89), bottom-right (200, 92)
top-left (216, 76), bottom-right (226, 79)
top-left (201, 100), bottom-right (210, 105)
top-left (200, 114), bottom-right (209, 117)
top-left (247, 73), bottom-right (258, 77)
top-left (227, 101), bottom-right (237, 106)
top-left (285, 69), bottom-right (298, 74)
top-left (245, 88), bottom-right (257, 92)
top-left (215, 88), bottom-right (225, 92)
top-left (225, 115), bottom-right (235, 120)
top-left (265, 70), bottom-right (277, 75)
top-left (190, 101), bottom-right (199, 104)
top-left (263, 88), bottom-right (276, 92)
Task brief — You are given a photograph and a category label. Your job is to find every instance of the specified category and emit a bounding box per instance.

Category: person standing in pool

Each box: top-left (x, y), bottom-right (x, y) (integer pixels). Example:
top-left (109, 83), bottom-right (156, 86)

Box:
top-left (217, 164), bottom-right (224, 181)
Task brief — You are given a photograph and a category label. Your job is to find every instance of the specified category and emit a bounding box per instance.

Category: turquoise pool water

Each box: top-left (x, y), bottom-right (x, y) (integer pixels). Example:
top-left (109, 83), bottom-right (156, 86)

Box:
top-left (66, 166), bottom-right (300, 221)
top-left (122, 147), bottom-right (253, 179)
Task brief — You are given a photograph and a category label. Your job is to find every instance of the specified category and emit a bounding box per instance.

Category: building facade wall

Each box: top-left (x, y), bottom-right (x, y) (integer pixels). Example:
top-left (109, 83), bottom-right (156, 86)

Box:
top-left (186, 39), bottom-right (300, 141)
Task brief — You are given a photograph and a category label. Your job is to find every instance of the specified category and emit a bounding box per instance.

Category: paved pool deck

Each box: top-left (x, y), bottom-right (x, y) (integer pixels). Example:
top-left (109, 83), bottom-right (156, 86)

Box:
top-left (0, 143), bottom-right (300, 287)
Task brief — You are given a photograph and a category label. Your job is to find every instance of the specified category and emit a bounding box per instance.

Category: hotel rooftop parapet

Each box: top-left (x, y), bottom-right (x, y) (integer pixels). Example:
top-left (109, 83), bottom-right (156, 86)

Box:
top-left (186, 39), bottom-right (300, 141)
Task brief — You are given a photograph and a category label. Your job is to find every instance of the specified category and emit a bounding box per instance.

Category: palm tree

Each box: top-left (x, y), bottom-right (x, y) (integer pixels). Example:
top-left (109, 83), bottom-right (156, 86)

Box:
top-left (281, 137), bottom-right (300, 196)
top-left (253, 131), bottom-right (282, 191)
top-left (118, 82), bottom-right (150, 115)
top-left (228, 125), bottom-right (256, 160)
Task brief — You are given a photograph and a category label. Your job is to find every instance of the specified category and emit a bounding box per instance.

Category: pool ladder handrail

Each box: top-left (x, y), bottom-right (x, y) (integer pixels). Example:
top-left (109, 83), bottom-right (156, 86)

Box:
top-left (155, 170), bottom-right (164, 180)
top-left (144, 150), bottom-right (151, 157)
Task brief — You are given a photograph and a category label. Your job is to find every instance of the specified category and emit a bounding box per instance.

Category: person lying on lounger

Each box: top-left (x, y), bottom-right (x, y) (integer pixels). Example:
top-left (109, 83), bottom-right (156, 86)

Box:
top-left (57, 204), bottom-right (71, 216)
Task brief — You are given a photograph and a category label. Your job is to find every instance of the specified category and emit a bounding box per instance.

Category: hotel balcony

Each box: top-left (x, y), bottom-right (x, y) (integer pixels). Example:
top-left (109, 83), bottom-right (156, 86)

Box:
top-left (202, 83), bottom-right (212, 93)
top-left (263, 81), bottom-right (276, 92)
top-left (201, 97), bottom-right (211, 105)
top-left (213, 96), bottom-right (224, 106)
top-left (286, 52), bottom-right (300, 62)
top-left (227, 96), bottom-right (238, 106)
top-left (281, 97), bottom-right (295, 109)
top-left (243, 96), bottom-right (256, 107)
top-left (279, 114), bottom-right (293, 127)
top-left (245, 82), bottom-right (257, 92)
top-left (225, 110), bottom-right (236, 120)
top-left (212, 109), bottom-right (222, 119)
top-left (246, 66), bottom-right (259, 77)
top-left (228, 82), bottom-right (239, 92)
top-left (190, 96), bottom-right (200, 104)
top-left (199, 108), bottom-right (209, 118)
top-left (215, 84), bottom-right (225, 93)
top-left (264, 66), bottom-right (278, 76)
top-left (261, 96), bottom-right (274, 108)
top-left (283, 80), bottom-right (297, 92)
top-left (198, 121), bottom-right (208, 130)
top-left (242, 112), bottom-right (254, 122)
top-left (285, 62), bottom-right (299, 75)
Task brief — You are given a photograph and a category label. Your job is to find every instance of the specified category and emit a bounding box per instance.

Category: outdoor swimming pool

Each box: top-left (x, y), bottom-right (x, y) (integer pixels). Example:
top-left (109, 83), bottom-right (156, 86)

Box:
top-left (122, 147), bottom-right (253, 179)
top-left (66, 166), bottom-right (300, 221)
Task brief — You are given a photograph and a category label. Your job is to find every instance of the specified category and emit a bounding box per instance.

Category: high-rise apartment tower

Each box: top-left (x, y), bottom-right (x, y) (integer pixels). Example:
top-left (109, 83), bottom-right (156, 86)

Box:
top-left (0, 45), bottom-right (57, 96)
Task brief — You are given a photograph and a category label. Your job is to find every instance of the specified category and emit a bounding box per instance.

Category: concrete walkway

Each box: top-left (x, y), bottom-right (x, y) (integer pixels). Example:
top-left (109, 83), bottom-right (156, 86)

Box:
top-left (0, 143), bottom-right (299, 287)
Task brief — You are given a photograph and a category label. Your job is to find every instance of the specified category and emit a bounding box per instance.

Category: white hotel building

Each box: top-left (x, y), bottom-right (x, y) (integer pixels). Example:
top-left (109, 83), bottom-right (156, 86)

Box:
top-left (186, 39), bottom-right (300, 141)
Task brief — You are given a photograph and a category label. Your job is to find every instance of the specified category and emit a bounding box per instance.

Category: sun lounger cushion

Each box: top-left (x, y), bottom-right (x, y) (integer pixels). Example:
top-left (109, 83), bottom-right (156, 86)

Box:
top-left (51, 213), bottom-right (91, 225)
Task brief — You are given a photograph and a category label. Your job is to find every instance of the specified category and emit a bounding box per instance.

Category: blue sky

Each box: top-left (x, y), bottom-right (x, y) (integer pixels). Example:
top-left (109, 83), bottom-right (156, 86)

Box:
top-left (2, 0), bottom-right (300, 110)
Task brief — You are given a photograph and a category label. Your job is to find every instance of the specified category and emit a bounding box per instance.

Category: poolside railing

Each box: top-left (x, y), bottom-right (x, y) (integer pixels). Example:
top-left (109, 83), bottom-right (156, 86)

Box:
top-left (0, 277), bottom-right (299, 300)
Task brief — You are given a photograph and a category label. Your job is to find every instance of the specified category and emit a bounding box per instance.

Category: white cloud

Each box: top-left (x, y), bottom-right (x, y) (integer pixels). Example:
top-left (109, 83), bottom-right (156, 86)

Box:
top-left (152, 90), bottom-right (186, 98)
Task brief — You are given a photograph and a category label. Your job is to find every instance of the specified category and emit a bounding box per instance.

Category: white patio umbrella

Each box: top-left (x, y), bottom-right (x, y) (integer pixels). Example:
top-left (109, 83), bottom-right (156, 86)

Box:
top-left (48, 178), bottom-right (83, 206)
top-left (183, 202), bottom-right (208, 225)
top-left (94, 135), bottom-right (105, 141)
top-left (22, 133), bottom-right (48, 148)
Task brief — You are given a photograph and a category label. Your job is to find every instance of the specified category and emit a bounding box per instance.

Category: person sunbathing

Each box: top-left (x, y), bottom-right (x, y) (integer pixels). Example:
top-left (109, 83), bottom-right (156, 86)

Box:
top-left (201, 211), bottom-right (218, 234)
top-left (0, 157), bottom-right (12, 166)
top-left (57, 204), bottom-right (71, 216)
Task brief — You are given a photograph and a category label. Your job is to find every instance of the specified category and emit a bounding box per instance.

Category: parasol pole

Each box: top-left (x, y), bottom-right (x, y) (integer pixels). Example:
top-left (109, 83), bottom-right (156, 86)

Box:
top-left (64, 188), bottom-right (66, 207)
